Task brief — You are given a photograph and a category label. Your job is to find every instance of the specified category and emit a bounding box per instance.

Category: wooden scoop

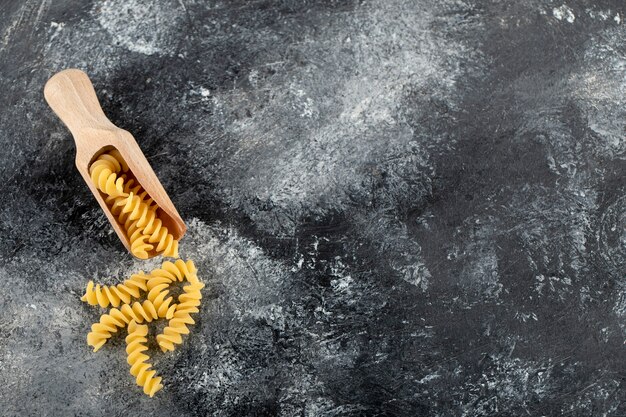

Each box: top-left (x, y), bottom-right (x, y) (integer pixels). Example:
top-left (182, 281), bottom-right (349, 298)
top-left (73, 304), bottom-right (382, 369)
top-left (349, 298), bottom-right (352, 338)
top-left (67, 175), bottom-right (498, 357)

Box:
top-left (44, 69), bottom-right (186, 257)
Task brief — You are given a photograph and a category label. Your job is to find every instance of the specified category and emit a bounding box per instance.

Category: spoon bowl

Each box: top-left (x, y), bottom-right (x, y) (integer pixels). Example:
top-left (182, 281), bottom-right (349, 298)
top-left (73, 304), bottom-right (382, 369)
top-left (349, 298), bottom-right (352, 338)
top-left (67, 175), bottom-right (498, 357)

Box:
top-left (44, 69), bottom-right (186, 257)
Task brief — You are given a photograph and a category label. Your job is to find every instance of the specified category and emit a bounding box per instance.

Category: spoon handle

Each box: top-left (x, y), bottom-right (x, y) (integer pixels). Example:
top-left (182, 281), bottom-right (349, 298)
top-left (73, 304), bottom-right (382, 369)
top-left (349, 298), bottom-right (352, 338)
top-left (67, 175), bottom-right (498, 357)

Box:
top-left (44, 69), bottom-right (116, 138)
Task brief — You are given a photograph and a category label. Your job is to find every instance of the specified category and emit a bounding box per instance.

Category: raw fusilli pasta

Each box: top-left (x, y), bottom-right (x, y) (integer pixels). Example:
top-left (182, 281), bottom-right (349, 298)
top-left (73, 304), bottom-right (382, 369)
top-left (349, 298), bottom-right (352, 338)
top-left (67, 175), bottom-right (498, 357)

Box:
top-left (125, 320), bottom-right (163, 397)
top-left (157, 278), bottom-right (204, 352)
top-left (145, 282), bottom-right (177, 319)
top-left (83, 259), bottom-right (203, 397)
top-left (147, 259), bottom-right (197, 288)
top-left (81, 272), bottom-right (149, 308)
top-left (88, 150), bottom-right (179, 259)
top-left (89, 151), bottom-right (127, 198)
top-left (87, 300), bottom-right (160, 352)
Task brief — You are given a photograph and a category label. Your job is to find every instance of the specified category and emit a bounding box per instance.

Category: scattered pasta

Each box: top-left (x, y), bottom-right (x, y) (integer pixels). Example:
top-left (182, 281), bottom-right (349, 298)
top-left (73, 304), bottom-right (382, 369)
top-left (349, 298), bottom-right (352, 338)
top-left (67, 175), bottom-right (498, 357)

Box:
top-left (83, 259), bottom-right (203, 396)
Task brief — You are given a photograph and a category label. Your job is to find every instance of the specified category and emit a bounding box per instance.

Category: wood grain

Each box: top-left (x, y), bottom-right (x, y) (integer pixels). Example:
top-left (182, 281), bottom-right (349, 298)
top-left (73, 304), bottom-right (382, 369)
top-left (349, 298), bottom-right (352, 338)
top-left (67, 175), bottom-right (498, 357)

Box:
top-left (43, 69), bottom-right (186, 257)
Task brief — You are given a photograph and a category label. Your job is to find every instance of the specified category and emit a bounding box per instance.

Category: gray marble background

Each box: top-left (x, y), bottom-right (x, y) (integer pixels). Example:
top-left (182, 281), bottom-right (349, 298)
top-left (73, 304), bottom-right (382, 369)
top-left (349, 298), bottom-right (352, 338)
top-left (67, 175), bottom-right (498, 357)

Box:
top-left (0, 0), bottom-right (624, 416)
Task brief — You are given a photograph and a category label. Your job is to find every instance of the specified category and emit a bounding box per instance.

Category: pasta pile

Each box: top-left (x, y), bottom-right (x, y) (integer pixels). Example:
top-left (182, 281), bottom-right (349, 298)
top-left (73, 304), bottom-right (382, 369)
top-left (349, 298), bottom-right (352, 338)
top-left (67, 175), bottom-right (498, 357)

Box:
top-left (82, 149), bottom-right (203, 397)
top-left (89, 150), bottom-right (178, 259)
top-left (82, 259), bottom-right (204, 397)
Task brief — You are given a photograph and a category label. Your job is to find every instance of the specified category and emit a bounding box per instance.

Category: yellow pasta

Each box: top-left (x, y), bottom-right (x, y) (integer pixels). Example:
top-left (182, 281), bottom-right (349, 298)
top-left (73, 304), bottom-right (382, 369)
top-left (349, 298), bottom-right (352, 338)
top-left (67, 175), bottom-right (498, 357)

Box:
top-left (129, 234), bottom-right (154, 260)
top-left (81, 272), bottom-right (149, 308)
top-left (157, 279), bottom-right (204, 352)
top-left (87, 300), bottom-right (159, 352)
top-left (121, 176), bottom-right (154, 206)
top-left (112, 192), bottom-right (179, 258)
top-left (88, 150), bottom-right (179, 259)
top-left (82, 257), bottom-right (203, 396)
top-left (104, 176), bottom-right (153, 208)
top-left (89, 153), bottom-right (127, 198)
top-left (145, 282), bottom-right (177, 319)
top-left (114, 192), bottom-right (153, 225)
top-left (78, 143), bottom-right (201, 397)
top-left (125, 320), bottom-right (163, 397)
top-left (147, 259), bottom-right (197, 289)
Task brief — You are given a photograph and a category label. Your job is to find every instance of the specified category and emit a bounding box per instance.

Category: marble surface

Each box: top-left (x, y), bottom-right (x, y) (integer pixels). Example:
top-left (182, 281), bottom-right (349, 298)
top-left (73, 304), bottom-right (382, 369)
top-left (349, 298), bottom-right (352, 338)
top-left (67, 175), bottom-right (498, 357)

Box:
top-left (0, 0), bottom-right (624, 415)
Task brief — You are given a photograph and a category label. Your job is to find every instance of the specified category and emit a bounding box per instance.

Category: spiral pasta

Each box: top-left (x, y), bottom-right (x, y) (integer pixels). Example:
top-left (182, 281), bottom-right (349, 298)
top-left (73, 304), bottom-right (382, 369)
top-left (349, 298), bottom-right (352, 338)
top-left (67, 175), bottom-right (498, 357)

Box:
top-left (87, 300), bottom-right (159, 352)
top-left (81, 272), bottom-right (149, 308)
top-left (121, 177), bottom-right (154, 206)
top-left (147, 259), bottom-right (197, 289)
top-left (89, 151), bottom-right (179, 259)
top-left (129, 234), bottom-right (154, 260)
top-left (82, 257), bottom-right (203, 396)
top-left (125, 320), bottom-right (163, 397)
top-left (145, 282), bottom-right (177, 319)
top-left (103, 176), bottom-right (153, 208)
top-left (112, 192), bottom-right (179, 258)
top-left (157, 279), bottom-right (204, 352)
top-left (89, 153), bottom-right (128, 198)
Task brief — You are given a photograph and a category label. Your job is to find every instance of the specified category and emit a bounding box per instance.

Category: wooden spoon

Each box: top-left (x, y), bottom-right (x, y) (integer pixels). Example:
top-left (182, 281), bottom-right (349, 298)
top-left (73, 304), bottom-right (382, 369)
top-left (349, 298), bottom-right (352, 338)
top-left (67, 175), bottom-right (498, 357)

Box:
top-left (43, 69), bottom-right (186, 257)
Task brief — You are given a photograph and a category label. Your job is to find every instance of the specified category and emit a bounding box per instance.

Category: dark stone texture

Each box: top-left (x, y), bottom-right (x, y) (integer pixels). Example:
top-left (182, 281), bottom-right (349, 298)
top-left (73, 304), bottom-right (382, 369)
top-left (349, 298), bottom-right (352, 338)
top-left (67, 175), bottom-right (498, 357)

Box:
top-left (0, 0), bottom-right (624, 416)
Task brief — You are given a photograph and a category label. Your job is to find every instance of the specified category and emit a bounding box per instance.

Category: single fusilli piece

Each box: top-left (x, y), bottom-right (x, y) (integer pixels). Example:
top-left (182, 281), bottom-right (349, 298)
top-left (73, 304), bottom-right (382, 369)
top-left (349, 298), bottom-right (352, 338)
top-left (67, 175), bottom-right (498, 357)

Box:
top-left (147, 259), bottom-right (197, 287)
top-left (130, 233), bottom-right (154, 260)
top-left (81, 272), bottom-right (150, 308)
top-left (89, 152), bottom-right (128, 198)
top-left (87, 300), bottom-right (159, 352)
top-left (145, 281), bottom-right (177, 319)
top-left (156, 278), bottom-right (204, 352)
top-left (125, 320), bottom-right (163, 397)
